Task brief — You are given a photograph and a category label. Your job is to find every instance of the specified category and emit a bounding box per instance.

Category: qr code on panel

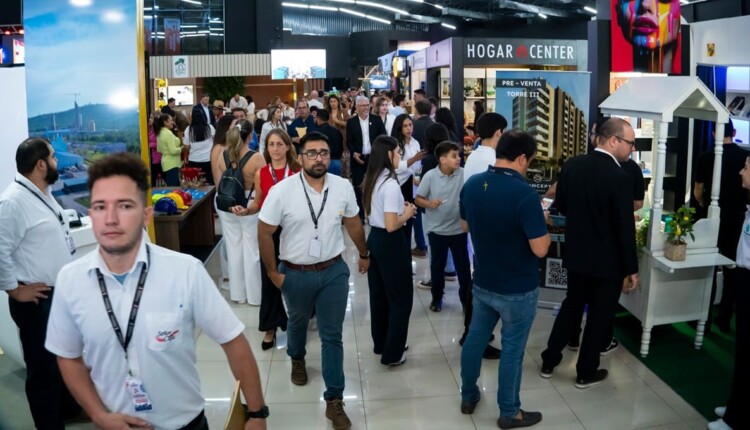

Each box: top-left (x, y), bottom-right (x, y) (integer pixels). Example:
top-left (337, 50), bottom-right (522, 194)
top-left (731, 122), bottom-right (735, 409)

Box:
top-left (545, 258), bottom-right (567, 289)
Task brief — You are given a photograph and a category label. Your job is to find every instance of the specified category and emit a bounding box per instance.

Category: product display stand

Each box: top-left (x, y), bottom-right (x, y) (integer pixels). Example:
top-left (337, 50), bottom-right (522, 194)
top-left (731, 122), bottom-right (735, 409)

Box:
top-left (600, 76), bottom-right (734, 357)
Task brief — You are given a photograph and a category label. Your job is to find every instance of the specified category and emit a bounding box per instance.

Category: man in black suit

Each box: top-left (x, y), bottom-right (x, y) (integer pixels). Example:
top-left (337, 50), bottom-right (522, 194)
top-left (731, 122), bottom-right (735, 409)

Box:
top-left (540, 118), bottom-right (639, 389)
top-left (195, 94), bottom-right (216, 127)
top-left (412, 99), bottom-right (434, 149)
top-left (347, 95), bottom-right (386, 220)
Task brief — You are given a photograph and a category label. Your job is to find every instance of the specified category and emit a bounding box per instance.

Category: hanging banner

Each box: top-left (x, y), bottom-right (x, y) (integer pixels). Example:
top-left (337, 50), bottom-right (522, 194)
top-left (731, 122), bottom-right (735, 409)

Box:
top-left (24, 0), bottom-right (144, 215)
top-left (164, 17), bottom-right (181, 55)
top-left (495, 71), bottom-right (590, 192)
top-left (173, 55), bottom-right (189, 78)
top-left (611, 0), bottom-right (682, 74)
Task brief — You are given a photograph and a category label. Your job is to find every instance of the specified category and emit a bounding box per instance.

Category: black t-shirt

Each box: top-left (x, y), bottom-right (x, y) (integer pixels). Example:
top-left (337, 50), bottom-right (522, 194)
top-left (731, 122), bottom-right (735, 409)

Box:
top-left (317, 123), bottom-right (344, 160)
top-left (622, 159), bottom-right (645, 201)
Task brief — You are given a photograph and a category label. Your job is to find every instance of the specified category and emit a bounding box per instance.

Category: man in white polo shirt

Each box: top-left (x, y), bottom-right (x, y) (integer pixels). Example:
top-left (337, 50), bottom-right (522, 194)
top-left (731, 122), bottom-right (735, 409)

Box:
top-left (0, 137), bottom-right (82, 429)
top-left (258, 131), bottom-right (370, 430)
top-left (45, 153), bottom-right (267, 430)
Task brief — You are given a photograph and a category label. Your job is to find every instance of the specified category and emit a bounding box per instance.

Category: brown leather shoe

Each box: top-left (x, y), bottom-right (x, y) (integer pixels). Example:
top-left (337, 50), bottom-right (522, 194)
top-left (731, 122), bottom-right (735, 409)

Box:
top-left (325, 398), bottom-right (352, 430)
top-left (291, 358), bottom-right (308, 386)
top-left (411, 248), bottom-right (426, 258)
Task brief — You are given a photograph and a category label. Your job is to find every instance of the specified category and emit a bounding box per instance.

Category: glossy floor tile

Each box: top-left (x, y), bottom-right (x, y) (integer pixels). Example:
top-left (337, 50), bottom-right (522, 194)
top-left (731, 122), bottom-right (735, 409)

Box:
top-left (0, 233), bottom-right (712, 429)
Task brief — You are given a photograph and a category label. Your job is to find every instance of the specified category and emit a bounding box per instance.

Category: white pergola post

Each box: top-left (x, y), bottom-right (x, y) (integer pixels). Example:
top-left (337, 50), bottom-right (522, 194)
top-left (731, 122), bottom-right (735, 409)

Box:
top-left (707, 122), bottom-right (725, 220)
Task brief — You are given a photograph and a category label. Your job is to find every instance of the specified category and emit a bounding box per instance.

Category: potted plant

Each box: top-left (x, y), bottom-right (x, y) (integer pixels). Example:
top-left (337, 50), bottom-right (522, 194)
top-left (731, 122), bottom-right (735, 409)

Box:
top-left (664, 205), bottom-right (696, 261)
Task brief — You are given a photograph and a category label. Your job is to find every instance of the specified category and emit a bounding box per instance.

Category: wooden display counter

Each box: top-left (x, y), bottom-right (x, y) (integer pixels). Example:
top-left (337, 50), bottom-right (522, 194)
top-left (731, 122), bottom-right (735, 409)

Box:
top-left (153, 186), bottom-right (215, 252)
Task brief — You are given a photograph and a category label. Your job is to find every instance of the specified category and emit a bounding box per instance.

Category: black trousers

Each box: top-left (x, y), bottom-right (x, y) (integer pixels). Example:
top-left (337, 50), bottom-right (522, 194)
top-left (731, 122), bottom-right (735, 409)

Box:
top-left (351, 156), bottom-right (369, 221)
top-left (568, 306), bottom-right (615, 351)
top-left (367, 226), bottom-right (413, 364)
top-left (259, 228), bottom-right (288, 333)
top-left (187, 160), bottom-right (214, 185)
top-left (723, 267), bottom-right (750, 429)
top-left (541, 272), bottom-right (622, 379)
top-left (427, 232), bottom-right (472, 311)
top-left (8, 290), bottom-right (81, 430)
top-left (400, 176), bottom-right (415, 245)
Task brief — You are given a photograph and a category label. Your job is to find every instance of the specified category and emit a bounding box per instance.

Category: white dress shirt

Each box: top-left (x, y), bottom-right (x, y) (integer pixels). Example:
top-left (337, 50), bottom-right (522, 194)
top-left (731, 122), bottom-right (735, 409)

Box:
top-left (737, 206), bottom-right (750, 269)
top-left (463, 145), bottom-right (496, 183)
top-left (359, 115), bottom-right (372, 155)
top-left (0, 174), bottom-right (74, 290)
top-left (382, 114), bottom-right (395, 137)
top-left (307, 99), bottom-right (324, 110)
top-left (396, 137), bottom-right (422, 185)
top-left (228, 96), bottom-right (248, 110)
top-left (201, 104), bottom-right (211, 123)
top-left (259, 172), bottom-right (359, 264)
top-left (368, 170), bottom-right (404, 229)
top-left (46, 238), bottom-right (244, 430)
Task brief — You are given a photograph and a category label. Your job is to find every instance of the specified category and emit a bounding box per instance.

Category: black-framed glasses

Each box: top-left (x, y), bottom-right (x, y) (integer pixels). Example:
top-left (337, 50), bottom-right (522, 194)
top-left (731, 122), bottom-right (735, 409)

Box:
top-left (302, 150), bottom-right (331, 160)
top-left (605, 135), bottom-right (636, 148)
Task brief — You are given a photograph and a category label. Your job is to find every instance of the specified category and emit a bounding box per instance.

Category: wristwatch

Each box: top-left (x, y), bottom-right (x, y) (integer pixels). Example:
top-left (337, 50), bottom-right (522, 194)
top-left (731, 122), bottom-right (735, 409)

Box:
top-left (244, 405), bottom-right (270, 419)
top-left (359, 252), bottom-right (370, 259)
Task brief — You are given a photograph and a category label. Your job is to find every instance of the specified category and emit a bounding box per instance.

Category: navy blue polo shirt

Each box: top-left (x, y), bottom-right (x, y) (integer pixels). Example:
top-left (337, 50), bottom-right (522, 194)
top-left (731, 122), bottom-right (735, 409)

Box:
top-left (460, 166), bottom-right (548, 295)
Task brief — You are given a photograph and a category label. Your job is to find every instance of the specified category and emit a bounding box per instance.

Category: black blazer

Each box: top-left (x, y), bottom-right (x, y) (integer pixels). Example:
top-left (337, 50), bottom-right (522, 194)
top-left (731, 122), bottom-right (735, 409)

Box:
top-left (412, 116), bottom-right (434, 150)
top-left (556, 151), bottom-right (638, 280)
top-left (346, 114), bottom-right (386, 158)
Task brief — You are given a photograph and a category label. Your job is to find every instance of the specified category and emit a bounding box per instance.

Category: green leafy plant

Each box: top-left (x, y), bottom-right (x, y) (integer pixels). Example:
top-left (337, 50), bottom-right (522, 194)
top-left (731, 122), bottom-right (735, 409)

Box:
top-left (636, 218), bottom-right (649, 258)
top-left (203, 76), bottom-right (245, 104)
top-left (666, 205), bottom-right (696, 245)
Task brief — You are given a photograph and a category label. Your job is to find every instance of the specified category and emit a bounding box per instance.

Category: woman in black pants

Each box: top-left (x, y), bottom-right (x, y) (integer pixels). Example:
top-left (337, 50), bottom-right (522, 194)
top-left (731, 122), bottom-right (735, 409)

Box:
top-left (362, 136), bottom-right (418, 366)
top-left (391, 114), bottom-right (426, 245)
top-left (709, 154), bottom-right (750, 430)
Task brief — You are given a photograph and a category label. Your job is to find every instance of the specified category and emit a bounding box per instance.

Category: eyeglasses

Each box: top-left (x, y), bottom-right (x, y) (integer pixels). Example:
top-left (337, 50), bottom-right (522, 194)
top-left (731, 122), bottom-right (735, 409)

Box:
top-left (302, 150), bottom-right (331, 160)
top-left (613, 135), bottom-right (636, 148)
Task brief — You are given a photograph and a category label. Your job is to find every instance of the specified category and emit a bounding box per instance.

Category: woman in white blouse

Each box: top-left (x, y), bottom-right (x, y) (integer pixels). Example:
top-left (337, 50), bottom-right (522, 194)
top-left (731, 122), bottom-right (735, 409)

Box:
top-left (391, 113), bottom-right (427, 243)
top-left (362, 135), bottom-right (418, 367)
top-left (374, 97), bottom-right (396, 136)
top-left (258, 105), bottom-right (287, 154)
top-left (184, 105), bottom-right (216, 184)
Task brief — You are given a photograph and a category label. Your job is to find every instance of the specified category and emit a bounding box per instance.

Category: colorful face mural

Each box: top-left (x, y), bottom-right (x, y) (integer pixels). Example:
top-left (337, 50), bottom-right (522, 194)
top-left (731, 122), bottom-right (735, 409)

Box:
top-left (611, 0), bottom-right (682, 74)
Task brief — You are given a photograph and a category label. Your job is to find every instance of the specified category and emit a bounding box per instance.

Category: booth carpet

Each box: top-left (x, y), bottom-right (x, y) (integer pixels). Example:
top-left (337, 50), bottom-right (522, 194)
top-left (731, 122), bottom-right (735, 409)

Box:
top-left (613, 308), bottom-right (734, 420)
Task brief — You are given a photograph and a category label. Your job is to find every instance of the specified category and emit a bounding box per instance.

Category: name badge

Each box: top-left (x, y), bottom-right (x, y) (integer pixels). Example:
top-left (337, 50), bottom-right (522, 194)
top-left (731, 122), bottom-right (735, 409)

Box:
top-left (308, 238), bottom-right (322, 258)
top-left (65, 231), bottom-right (76, 256)
top-left (125, 376), bottom-right (153, 412)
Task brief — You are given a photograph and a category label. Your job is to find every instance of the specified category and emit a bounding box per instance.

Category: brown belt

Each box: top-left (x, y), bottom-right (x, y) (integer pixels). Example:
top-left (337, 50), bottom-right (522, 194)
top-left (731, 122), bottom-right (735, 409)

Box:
top-left (282, 255), bottom-right (342, 272)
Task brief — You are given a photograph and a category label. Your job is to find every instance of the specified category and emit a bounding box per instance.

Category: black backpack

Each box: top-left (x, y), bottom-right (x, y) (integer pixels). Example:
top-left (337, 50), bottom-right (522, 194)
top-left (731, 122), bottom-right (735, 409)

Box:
top-left (216, 150), bottom-right (254, 212)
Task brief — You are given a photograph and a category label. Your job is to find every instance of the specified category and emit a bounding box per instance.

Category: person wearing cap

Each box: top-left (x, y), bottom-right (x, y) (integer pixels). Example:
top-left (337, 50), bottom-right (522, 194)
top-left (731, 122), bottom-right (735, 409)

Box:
top-left (212, 99), bottom-right (226, 122)
top-left (258, 131), bottom-right (369, 430)
top-left (0, 137), bottom-right (83, 429)
top-left (45, 153), bottom-right (268, 430)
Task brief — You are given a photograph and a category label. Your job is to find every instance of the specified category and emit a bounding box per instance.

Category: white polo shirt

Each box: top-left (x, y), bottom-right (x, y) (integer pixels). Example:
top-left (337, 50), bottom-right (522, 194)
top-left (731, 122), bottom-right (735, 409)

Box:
top-left (260, 171), bottom-right (359, 264)
top-left (368, 170), bottom-right (404, 229)
top-left (463, 145), bottom-right (496, 184)
top-left (45, 238), bottom-right (244, 429)
top-left (0, 174), bottom-right (74, 290)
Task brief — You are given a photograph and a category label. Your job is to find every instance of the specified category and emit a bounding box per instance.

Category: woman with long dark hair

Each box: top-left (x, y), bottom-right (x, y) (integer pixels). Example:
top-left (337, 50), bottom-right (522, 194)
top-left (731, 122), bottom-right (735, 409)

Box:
top-left (184, 105), bottom-right (216, 184)
top-left (155, 113), bottom-right (182, 186)
top-left (258, 104), bottom-right (287, 154)
top-left (327, 94), bottom-right (351, 178)
top-left (435, 107), bottom-right (459, 143)
top-left (390, 113), bottom-right (426, 246)
top-left (148, 111), bottom-right (163, 186)
top-left (362, 135), bottom-right (417, 367)
top-left (232, 129), bottom-right (300, 350)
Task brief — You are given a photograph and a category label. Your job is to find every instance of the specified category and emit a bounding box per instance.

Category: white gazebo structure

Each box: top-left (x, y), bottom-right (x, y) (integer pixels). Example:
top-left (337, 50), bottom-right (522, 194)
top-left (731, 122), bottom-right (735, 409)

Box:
top-left (599, 76), bottom-right (735, 357)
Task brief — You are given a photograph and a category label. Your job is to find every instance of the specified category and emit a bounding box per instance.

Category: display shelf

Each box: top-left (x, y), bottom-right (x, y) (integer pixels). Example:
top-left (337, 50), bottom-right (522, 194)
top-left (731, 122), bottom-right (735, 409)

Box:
top-left (652, 253), bottom-right (735, 274)
top-left (465, 96), bottom-right (485, 100)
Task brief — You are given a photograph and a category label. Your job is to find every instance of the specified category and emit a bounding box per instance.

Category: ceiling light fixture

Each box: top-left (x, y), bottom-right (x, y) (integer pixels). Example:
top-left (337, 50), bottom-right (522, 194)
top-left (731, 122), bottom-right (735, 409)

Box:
top-left (679, 0), bottom-right (689, 4)
top-left (329, 0), bottom-right (355, 3)
top-left (583, 6), bottom-right (597, 14)
top-left (441, 22), bottom-right (456, 29)
top-left (340, 7), bottom-right (366, 17)
top-left (281, 2), bottom-right (309, 8)
top-left (365, 14), bottom-right (391, 24)
top-left (311, 5), bottom-right (338, 10)
top-left (538, 12), bottom-right (547, 19)
top-left (182, 0), bottom-right (202, 5)
top-left (356, 1), bottom-right (408, 15)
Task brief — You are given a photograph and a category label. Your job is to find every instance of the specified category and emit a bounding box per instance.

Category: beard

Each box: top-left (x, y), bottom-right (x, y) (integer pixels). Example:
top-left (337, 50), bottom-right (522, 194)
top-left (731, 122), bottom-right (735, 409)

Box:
top-left (304, 163), bottom-right (327, 178)
top-left (44, 162), bottom-right (59, 184)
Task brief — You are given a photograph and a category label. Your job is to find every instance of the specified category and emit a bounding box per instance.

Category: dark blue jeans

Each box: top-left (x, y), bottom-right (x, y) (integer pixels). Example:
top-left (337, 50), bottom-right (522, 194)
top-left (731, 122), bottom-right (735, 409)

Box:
top-left (280, 259), bottom-right (350, 400)
top-left (413, 209), bottom-right (427, 250)
top-left (163, 167), bottom-right (180, 186)
top-left (461, 286), bottom-right (538, 418)
top-left (427, 232), bottom-right (471, 307)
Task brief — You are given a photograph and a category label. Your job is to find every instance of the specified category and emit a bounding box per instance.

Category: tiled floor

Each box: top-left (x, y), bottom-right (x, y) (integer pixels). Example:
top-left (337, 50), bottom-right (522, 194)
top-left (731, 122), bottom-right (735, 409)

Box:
top-left (0, 232), bottom-right (709, 429)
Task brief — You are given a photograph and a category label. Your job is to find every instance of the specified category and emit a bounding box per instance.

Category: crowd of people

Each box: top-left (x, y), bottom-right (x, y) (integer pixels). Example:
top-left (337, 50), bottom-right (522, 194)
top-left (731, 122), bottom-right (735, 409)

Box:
top-left (1, 85), bottom-right (749, 430)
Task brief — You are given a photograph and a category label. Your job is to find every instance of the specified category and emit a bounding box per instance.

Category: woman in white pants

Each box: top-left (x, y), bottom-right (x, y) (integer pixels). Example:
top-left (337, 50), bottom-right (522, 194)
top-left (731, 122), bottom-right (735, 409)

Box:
top-left (214, 119), bottom-right (266, 304)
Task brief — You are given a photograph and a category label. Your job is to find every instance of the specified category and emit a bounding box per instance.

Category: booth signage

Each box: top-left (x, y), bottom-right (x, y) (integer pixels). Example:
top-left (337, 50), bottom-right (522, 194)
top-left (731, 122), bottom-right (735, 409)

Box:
top-left (410, 50), bottom-right (426, 71)
top-left (426, 39), bottom-right (451, 69)
top-left (463, 39), bottom-right (580, 66)
top-left (173, 56), bottom-right (189, 78)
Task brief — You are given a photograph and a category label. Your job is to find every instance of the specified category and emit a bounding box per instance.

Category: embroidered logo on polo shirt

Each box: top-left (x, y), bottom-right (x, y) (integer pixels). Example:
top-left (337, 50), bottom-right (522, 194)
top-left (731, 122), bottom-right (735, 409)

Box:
top-left (155, 330), bottom-right (180, 343)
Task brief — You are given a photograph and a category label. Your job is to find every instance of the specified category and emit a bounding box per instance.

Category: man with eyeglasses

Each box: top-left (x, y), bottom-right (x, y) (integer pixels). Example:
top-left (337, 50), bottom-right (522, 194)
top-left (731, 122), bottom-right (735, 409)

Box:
top-left (288, 98), bottom-right (318, 152)
top-left (540, 117), bottom-right (639, 390)
top-left (258, 131), bottom-right (369, 430)
top-left (346, 95), bottom-right (387, 221)
top-left (0, 137), bottom-right (83, 428)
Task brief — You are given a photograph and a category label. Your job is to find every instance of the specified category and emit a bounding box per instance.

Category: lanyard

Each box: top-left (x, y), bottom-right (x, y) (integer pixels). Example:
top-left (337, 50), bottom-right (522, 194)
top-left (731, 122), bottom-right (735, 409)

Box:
top-left (299, 174), bottom-right (328, 231)
top-left (269, 164), bottom-right (290, 184)
top-left (96, 246), bottom-right (150, 375)
top-left (14, 180), bottom-right (64, 226)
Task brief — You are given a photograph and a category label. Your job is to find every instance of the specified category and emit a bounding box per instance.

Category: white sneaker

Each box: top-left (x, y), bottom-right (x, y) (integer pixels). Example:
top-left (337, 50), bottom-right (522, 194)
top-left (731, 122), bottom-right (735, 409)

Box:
top-left (708, 418), bottom-right (733, 430)
top-left (714, 406), bottom-right (726, 418)
top-left (219, 278), bottom-right (230, 291)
